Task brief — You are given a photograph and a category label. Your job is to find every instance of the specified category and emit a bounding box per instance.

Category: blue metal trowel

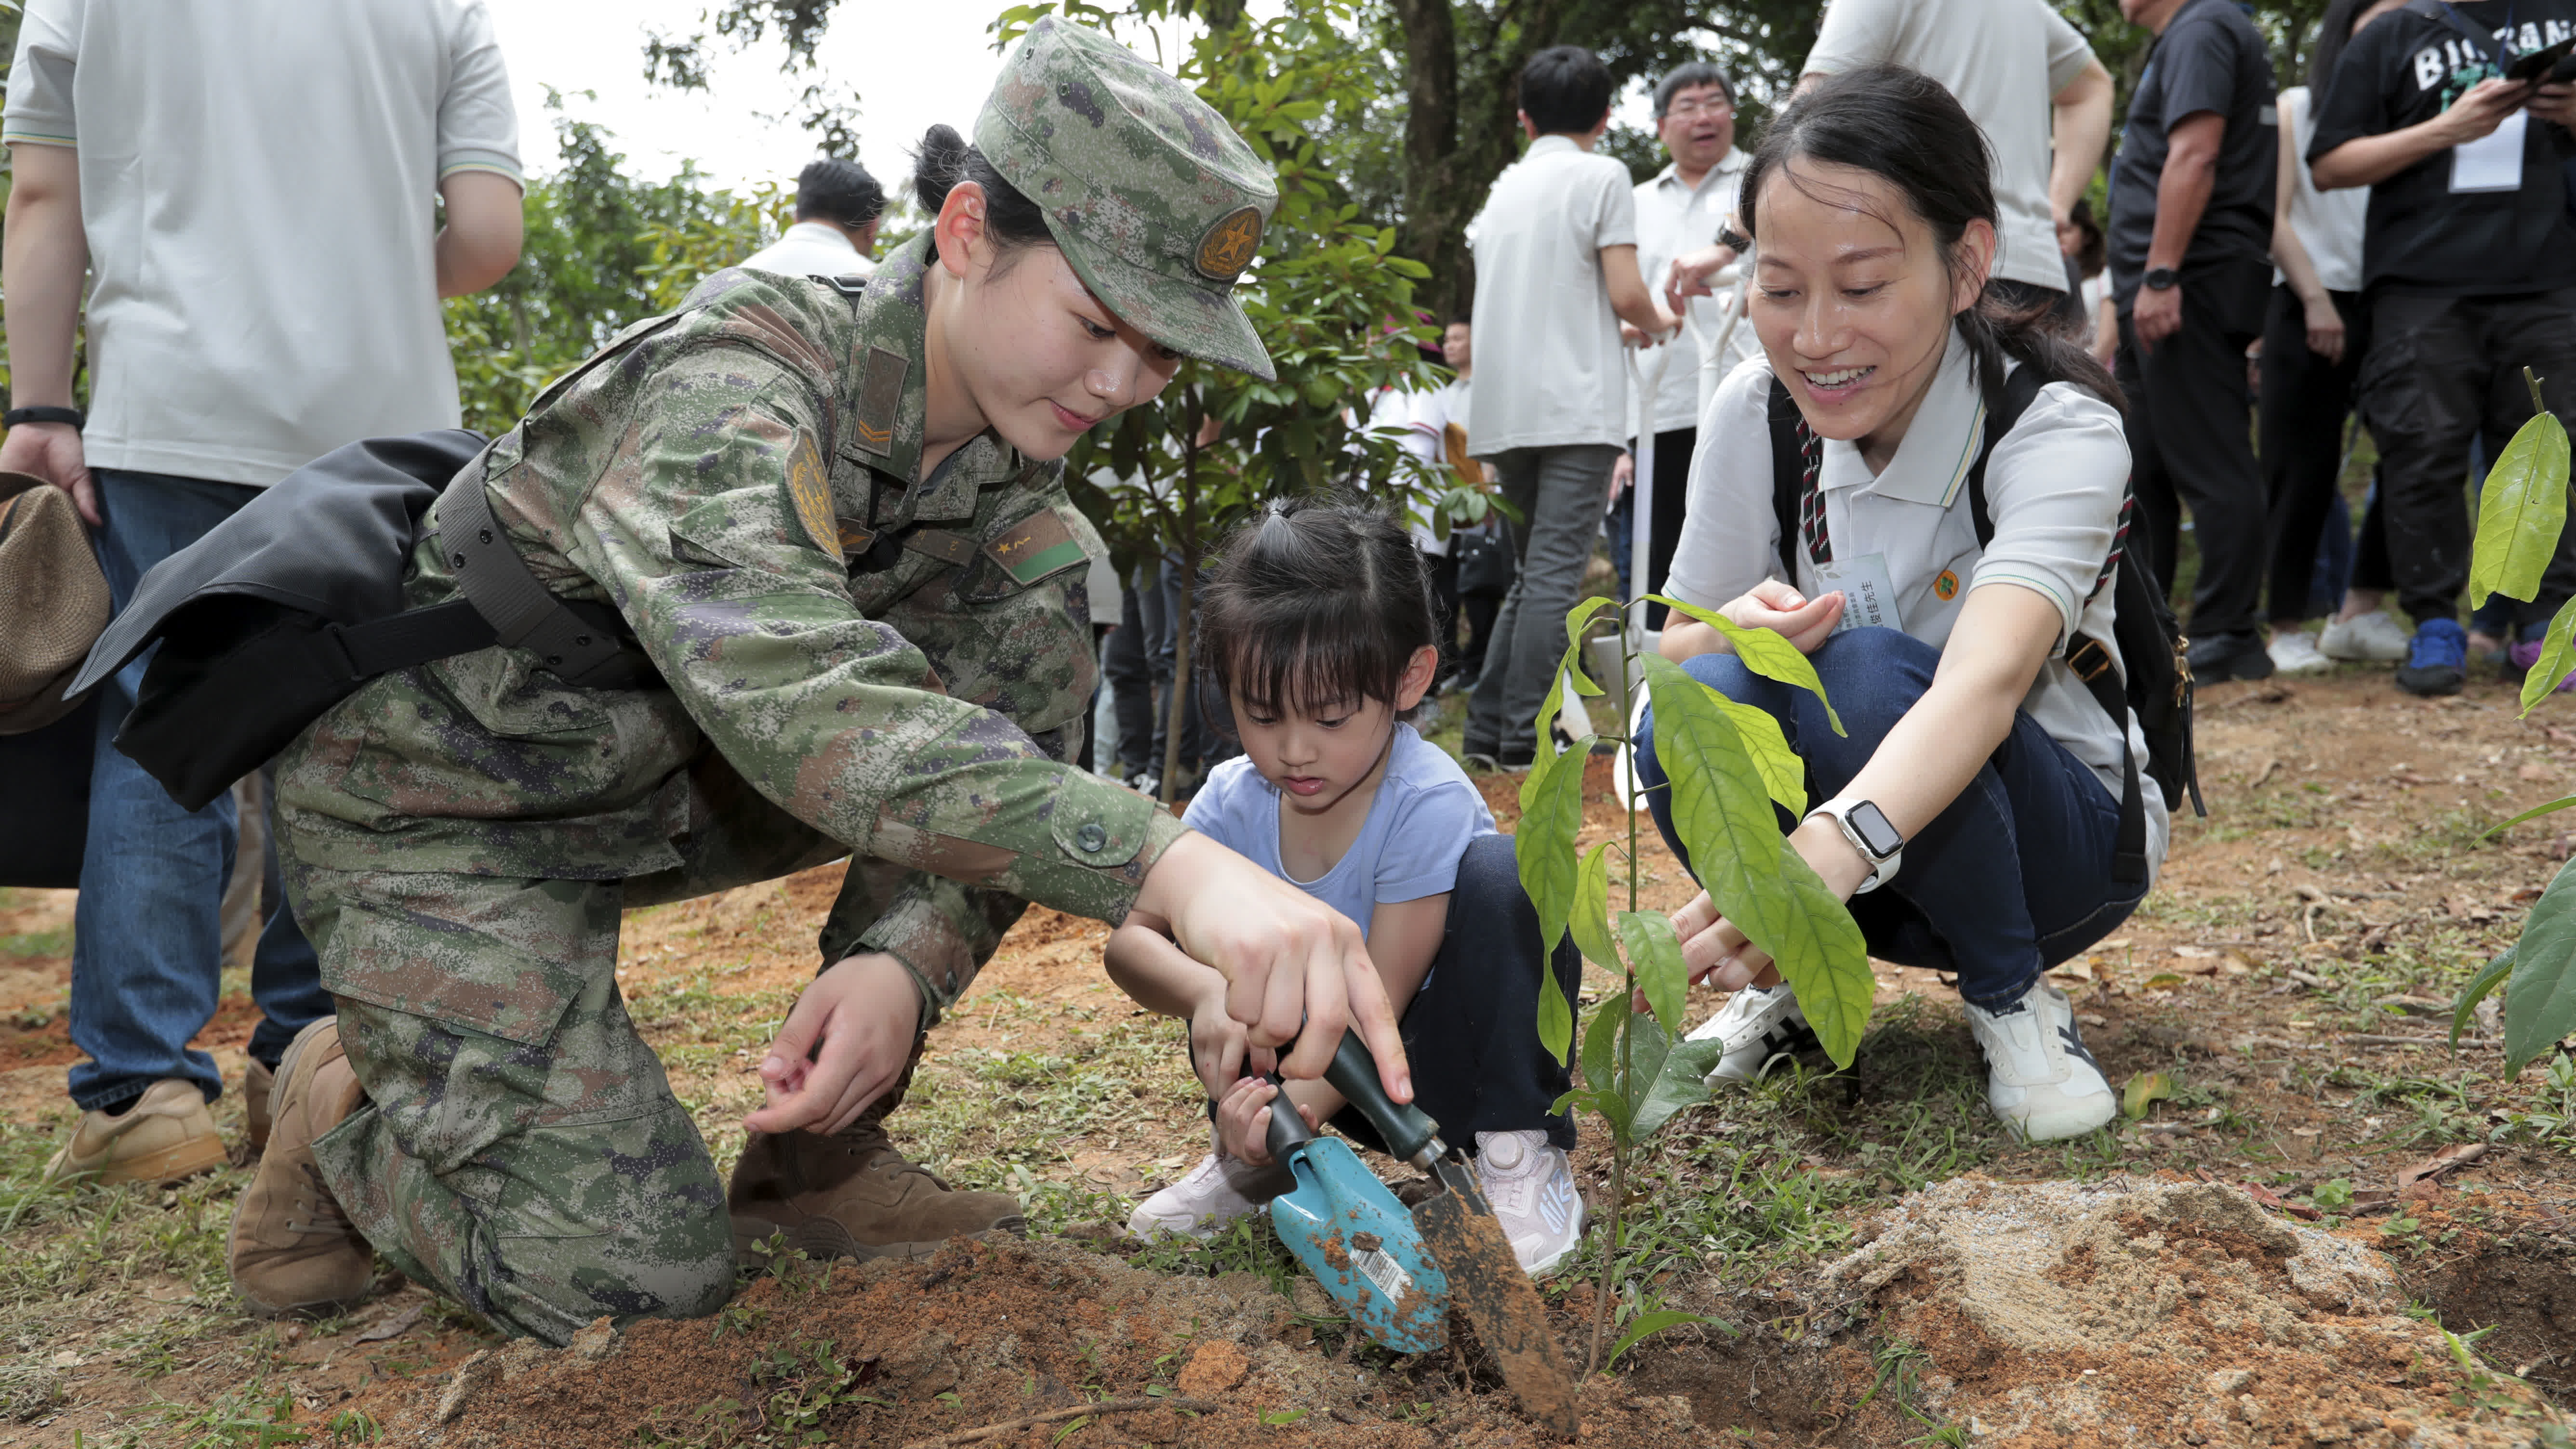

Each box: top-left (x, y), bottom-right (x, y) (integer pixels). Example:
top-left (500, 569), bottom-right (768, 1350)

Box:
top-left (1262, 1069), bottom-right (1451, 1353)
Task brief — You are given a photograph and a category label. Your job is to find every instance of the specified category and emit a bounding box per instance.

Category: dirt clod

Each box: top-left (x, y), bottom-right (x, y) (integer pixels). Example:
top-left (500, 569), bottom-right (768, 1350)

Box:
top-left (1175, 1340), bottom-right (1249, 1396)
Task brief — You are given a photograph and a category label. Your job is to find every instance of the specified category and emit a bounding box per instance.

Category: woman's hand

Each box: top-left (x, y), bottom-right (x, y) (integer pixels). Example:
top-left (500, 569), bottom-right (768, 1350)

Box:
top-left (1133, 831), bottom-right (1410, 1099)
top-left (1728, 579), bottom-right (1845, 655)
top-left (1212, 1074), bottom-right (1316, 1167)
top-left (1667, 815), bottom-right (1875, 992)
top-left (2301, 292), bottom-right (2346, 366)
top-left (745, 952), bottom-right (921, 1136)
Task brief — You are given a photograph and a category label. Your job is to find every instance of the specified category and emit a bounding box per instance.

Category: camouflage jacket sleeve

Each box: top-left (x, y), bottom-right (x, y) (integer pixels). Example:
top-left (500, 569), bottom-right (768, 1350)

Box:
top-left (549, 327), bottom-right (1187, 939)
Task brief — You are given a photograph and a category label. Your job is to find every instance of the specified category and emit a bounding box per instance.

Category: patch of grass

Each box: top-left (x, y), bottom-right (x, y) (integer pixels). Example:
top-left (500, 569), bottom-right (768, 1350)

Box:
top-left (0, 925), bottom-right (71, 959)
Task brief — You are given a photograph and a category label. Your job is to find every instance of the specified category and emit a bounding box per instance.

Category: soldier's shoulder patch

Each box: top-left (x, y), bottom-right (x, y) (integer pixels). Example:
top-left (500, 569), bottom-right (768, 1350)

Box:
top-left (786, 436), bottom-right (836, 553)
top-left (983, 506), bottom-right (1091, 586)
top-left (853, 346), bottom-right (907, 458)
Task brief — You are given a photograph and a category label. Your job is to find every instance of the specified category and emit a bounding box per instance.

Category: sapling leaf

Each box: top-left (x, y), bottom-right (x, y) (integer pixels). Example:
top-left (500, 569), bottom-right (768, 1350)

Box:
top-left (2451, 948), bottom-right (2515, 1054)
top-left (1632, 1030), bottom-right (1723, 1139)
top-left (1619, 909), bottom-right (1689, 1036)
top-left (1640, 655), bottom-right (1873, 1065)
top-left (1647, 593), bottom-right (1846, 735)
top-left (1570, 843), bottom-right (1623, 971)
top-left (1514, 744), bottom-right (1590, 955)
top-left (2504, 854), bottom-right (2576, 1076)
top-left (2478, 792), bottom-right (2576, 841)
top-left (1563, 593), bottom-right (1617, 653)
top-left (1532, 636), bottom-right (1606, 761)
top-left (2521, 594), bottom-right (2576, 715)
top-left (1537, 963), bottom-right (1575, 1067)
top-left (1580, 989), bottom-right (1622, 1103)
top-left (1606, 1310), bottom-right (1723, 1368)
top-left (2469, 407), bottom-right (2574, 608)
top-left (1622, 1005), bottom-right (1674, 1117)
top-left (1714, 693), bottom-right (1807, 815)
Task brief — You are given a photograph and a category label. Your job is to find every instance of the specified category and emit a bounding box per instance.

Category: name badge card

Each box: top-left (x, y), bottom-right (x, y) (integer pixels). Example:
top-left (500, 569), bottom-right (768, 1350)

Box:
top-left (1815, 552), bottom-right (1900, 634)
top-left (2452, 111), bottom-right (2526, 194)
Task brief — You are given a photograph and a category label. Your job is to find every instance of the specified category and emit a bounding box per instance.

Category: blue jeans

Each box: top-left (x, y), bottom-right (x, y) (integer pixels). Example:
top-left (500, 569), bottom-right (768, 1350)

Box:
top-left (1633, 628), bottom-right (2144, 1011)
top-left (70, 471), bottom-right (330, 1111)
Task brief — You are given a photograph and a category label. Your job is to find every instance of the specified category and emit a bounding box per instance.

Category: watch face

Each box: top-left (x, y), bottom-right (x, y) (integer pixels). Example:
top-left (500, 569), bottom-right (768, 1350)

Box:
top-left (1847, 801), bottom-right (1904, 857)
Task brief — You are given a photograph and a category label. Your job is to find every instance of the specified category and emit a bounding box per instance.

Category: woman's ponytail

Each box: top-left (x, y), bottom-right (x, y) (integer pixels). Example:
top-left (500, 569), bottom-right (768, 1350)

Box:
top-left (906, 124), bottom-right (1055, 263)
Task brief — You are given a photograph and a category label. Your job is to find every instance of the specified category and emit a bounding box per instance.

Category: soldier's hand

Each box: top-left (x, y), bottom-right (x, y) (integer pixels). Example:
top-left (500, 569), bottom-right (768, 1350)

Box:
top-left (1132, 831), bottom-right (1412, 1102)
top-left (746, 951), bottom-right (921, 1136)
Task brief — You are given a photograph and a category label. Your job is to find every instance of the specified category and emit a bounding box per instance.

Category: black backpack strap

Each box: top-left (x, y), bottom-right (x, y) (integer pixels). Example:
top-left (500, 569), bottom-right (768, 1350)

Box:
top-left (1964, 362), bottom-right (2153, 886)
top-left (433, 470), bottom-right (652, 689)
top-left (1766, 376), bottom-right (1804, 582)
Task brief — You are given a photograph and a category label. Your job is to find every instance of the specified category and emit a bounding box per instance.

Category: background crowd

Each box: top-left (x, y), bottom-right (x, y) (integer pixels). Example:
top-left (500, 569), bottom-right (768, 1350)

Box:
top-left (1, 0), bottom-right (2572, 1186)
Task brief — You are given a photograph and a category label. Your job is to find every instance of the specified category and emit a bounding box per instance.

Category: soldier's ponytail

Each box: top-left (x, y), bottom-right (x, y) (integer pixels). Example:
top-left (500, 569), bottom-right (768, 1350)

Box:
top-left (911, 124), bottom-right (1053, 264)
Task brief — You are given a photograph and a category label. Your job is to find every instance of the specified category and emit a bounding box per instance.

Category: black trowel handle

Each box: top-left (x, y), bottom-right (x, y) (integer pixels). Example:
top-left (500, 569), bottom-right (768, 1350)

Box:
top-left (1263, 1073), bottom-right (1317, 1161)
top-left (1323, 1030), bottom-right (1446, 1169)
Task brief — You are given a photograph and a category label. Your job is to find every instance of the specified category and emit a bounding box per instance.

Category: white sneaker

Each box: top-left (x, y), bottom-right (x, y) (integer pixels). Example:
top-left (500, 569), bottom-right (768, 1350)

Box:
top-left (1473, 1130), bottom-right (1584, 1278)
top-left (1963, 982), bottom-right (2116, 1142)
top-left (1683, 984), bottom-right (1825, 1084)
top-left (2318, 610), bottom-right (2410, 662)
top-left (2266, 631), bottom-right (2332, 675)
top-left (1125, 1152), bottom-right (1289, 1240)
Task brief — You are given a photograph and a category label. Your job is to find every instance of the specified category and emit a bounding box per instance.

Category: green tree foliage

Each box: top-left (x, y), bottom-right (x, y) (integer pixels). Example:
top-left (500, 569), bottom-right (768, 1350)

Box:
top-left (442, 95), bottom-right (794, 436)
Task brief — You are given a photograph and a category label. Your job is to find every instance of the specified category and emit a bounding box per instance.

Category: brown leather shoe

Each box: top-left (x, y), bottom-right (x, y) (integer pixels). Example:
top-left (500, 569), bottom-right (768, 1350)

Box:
top-left (43, 1079), bottom-right (229, 1186)
top-left (227, 1018), bottom-right (372, 1317)
top-left (727, 1057), bottom-right (1023, 1264)
top-left (242, 1057), bottom-right (275, 1162)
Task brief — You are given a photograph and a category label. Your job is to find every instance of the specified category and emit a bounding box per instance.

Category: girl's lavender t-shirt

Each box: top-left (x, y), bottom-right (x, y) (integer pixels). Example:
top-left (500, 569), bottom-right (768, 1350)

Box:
top-left (1182, 724), bottom-right (1497, 940)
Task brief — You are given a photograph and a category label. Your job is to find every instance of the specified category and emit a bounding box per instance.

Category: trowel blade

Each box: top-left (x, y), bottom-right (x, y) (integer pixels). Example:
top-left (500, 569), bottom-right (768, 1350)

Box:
top-left (1267, 1137), bottom-right (1450, 1354)
top-left (1414, 1158), bottom-right (1579, 1438)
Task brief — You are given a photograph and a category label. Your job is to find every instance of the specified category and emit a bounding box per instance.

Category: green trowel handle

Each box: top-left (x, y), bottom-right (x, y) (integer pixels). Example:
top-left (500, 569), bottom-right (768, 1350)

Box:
top-left (1324, 1030), bottom-right (1443, 1167)
top-left (1264, 1074), bottom-right (1317, 1160)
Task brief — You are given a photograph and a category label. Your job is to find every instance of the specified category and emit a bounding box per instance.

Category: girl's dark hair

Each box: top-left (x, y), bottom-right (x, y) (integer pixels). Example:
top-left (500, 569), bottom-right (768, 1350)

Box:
top-left (2307, 0), bottom-right (2382, 92)
top-left (1739, 65), bottom-right (2122, 414)
top-left (1197, 501), bottom-right (1440, 727)
top-left (910, 124), bottom-right (1053, 265)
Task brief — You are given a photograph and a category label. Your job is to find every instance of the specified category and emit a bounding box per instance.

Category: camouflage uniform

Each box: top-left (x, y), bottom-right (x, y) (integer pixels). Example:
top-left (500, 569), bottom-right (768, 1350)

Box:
top-left (269, 16), bottom-right (1279, 1346)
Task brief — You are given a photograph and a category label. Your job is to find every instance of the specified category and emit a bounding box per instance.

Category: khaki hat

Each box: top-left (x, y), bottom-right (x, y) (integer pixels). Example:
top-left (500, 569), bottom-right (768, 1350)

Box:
top-left (977, 16), bottom-right (1280, 381)
top-left (0, 471), bottom-right (108, 736)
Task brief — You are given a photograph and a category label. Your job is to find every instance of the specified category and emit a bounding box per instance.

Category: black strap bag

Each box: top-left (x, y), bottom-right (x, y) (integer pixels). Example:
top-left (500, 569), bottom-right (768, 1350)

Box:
top-left (1764, 364), bottom-right (2204, 887)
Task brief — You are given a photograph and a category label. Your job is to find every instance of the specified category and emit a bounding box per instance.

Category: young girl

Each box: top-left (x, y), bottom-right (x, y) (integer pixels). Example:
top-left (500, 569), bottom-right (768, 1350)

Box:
top-left (1635, 65), bottom-right (2152, 1143)
top-left (1108, 502), bottom-right (1584, 1274)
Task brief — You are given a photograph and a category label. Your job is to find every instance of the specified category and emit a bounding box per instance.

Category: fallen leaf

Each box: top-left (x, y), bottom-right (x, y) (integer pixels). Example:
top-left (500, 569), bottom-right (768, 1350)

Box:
top-left (47, 1350), bottom-right (79, 1368)
top-left (2518, 763), bottom-right (2557, 782)
top-left (2048, 958), bottom-right (2096, 983)
top-left (2122, 1070), bottom-right (2174, 1121)
top-left (2240, 1181), bottom-right (2323, 1221)
top-left (2393, 1143), bottom-right (2486, 1191)
top-left (2218, 953), bottom-right (2256, 977)
top-left (354, 1304), bottom-right (424, 1344)
top-left (2141, 972), bottom-right (2187, 990)
top-left (2171, 945), bottom-right (2220, 959)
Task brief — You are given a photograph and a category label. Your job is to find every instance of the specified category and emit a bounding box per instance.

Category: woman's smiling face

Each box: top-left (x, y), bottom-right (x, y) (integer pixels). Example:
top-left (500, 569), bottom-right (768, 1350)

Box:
top-left (1747, 159), bottom-right (1990, 456)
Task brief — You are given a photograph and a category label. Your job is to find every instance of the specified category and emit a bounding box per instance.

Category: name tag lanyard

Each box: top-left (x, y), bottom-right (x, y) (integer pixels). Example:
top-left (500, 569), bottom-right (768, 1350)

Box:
top-left (1789, 421), bottom-right (1901, 634)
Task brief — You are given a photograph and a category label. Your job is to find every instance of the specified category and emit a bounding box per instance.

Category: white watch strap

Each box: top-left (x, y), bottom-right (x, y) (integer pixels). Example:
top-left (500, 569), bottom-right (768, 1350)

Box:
top-left (1809, 796), bottom-right (1901, 894)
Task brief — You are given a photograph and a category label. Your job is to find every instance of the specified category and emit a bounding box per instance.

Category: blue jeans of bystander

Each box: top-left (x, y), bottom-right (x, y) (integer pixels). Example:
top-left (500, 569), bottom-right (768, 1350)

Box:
top-left (1633, 627), bottom-right (2144, 1011)
top-left (69, 470), bottom-right (331, 1112)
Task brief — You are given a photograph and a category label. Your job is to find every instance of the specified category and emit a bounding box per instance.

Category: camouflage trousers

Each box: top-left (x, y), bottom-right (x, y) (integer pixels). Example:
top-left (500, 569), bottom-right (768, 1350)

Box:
top-left (284, 762), bottom-right (931, 1346)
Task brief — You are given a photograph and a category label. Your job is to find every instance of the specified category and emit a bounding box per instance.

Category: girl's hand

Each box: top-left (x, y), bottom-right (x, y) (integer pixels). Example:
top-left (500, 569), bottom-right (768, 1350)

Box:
top-left (1724, 579), bottom-right (1845, 656)
top-left (1212, 1075), bottom-right (1316, 1167)
top-left (1187, 987), bottom-right (1264, 1101)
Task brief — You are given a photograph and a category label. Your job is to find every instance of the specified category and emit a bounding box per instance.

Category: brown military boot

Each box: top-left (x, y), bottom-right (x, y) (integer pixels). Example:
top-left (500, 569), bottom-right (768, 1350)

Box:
top-left (727, 1057), bottom-right (1023, 1264)
top-left (43, 1079), bottom-right (230, 1187)
top-left (241, 1057), bottom-right (275, 1162)
top-left (227, 1019), bottom-right (373, 1317)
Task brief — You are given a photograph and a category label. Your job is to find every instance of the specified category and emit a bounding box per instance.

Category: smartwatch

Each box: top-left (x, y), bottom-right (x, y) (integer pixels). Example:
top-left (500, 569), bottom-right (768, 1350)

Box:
top-left (1808, 796), bottom-right (1905, 894)
top-left (2141, 267), bottom-right (2180, 291)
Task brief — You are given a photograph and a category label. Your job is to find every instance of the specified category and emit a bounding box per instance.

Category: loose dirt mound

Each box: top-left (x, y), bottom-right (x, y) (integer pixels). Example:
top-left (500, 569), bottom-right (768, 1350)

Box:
top-left (1820, 1176), bottom-right (2564, 1448)
top-left (375, 1236), bottom-right (1706, 1448)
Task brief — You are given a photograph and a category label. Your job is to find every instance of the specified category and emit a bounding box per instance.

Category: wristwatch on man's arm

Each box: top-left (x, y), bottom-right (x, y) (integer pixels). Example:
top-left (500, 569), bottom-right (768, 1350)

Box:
top-left (2141, 266), bottom-right (2180, 291)
top-left (1806, 796), bottom-right (1905, 894)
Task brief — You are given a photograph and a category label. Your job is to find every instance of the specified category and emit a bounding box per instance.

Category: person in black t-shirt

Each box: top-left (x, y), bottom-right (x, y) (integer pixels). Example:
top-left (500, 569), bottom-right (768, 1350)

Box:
top-left (2310, 0), bottom-right (2576, 696)
top-left (2106, 0), bottom-right (2280, 683)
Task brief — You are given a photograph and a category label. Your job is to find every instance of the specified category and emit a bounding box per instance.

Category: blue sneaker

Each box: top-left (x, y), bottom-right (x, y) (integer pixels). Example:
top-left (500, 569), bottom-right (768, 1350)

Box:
top-left (2395, 618), bottom-right (2467, 697)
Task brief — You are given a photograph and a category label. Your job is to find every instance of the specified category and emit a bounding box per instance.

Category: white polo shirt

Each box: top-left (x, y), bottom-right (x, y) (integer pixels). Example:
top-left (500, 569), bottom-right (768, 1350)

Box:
top-left (2273, 86), bottom-right (2362, 296)
top-left (739, 220), bottom-right (876, 282)
top-left (1667, 331), bottom-right (2166, 878)
top-left (3, 0), bottom-right (521, 487)
top-left (1633, 149), bottom-right (1754, 436)
top-left (1464, 135), bottom-right (1639, 457)
top-left (1803, 0), bottom-right (2096, 295)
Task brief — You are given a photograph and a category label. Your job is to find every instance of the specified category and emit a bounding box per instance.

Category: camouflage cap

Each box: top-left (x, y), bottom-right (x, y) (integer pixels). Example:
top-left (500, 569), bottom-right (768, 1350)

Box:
top-left (978, 16), bottom-right (1279, 382)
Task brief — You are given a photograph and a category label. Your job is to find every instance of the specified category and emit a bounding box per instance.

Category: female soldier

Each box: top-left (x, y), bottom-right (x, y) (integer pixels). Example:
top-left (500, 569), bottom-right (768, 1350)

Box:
top-left (1636, 66), bottom-right (2150, 1143)
top-left (226, 17), bottom-right (1412, 1344)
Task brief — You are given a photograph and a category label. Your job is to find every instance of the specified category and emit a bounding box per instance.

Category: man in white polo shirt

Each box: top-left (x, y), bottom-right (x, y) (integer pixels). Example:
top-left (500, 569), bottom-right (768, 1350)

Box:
top-left (1620, 62), bottom-right (1755, 631)
top-left (737, 158), bottom-right (885, 282)
top-left (2, 0), bottom-right (523, 1185)
top-left (1460, 44), bottom-right (1678, 771)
